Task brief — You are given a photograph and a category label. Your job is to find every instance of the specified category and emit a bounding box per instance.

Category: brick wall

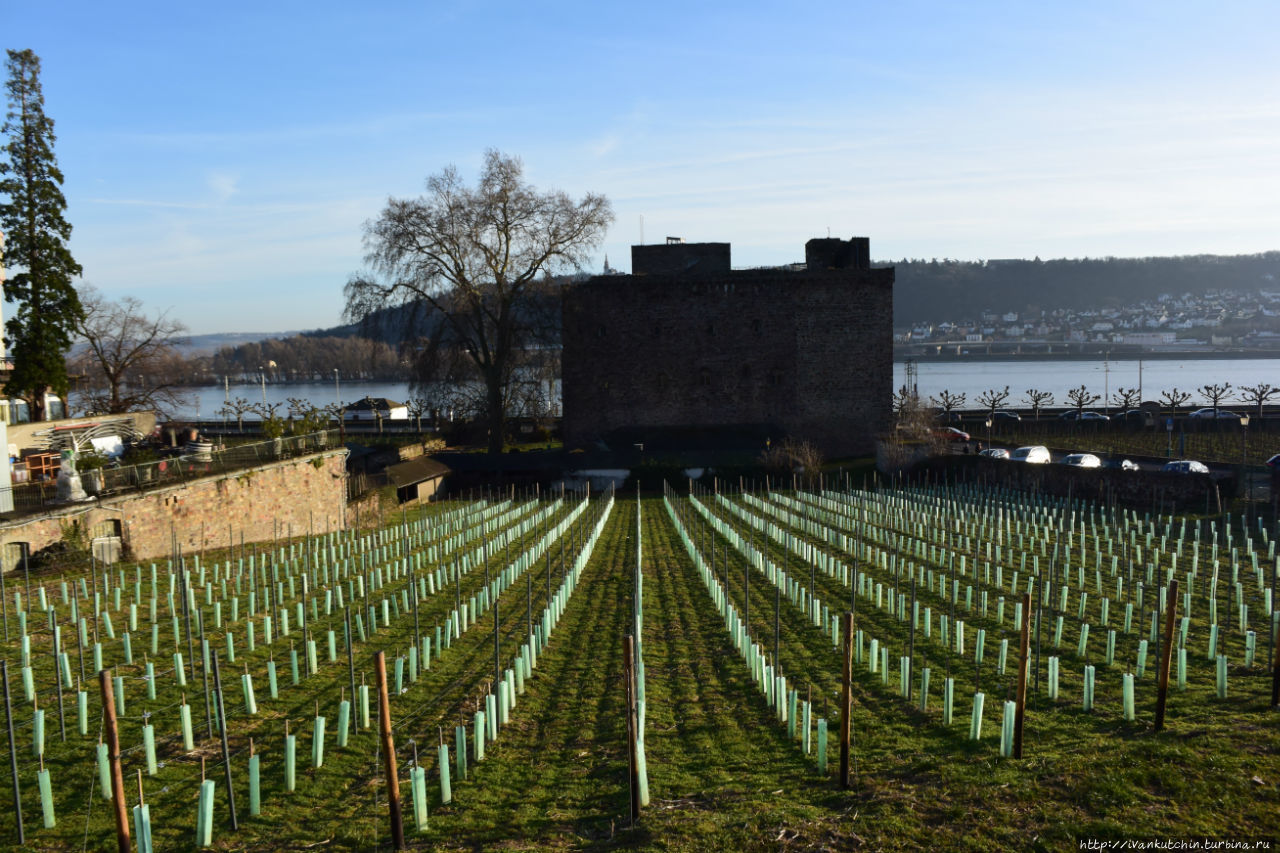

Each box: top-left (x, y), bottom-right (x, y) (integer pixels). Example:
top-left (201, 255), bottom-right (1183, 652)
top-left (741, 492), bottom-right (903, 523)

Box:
top-left (0, 450), bottom-right (347, 565)
top-left (563, 248), bottom-right (893, 457)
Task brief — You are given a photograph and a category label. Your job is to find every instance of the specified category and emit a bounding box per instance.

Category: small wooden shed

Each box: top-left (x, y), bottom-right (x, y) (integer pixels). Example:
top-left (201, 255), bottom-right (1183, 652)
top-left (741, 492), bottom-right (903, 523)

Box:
top-left (386, 456), bottom-right (450, 505)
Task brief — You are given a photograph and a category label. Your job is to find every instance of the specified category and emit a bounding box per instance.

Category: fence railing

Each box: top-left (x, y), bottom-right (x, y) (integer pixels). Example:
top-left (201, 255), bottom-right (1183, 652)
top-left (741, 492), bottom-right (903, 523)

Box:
top-left (3, 430), bottom-right (343, 519)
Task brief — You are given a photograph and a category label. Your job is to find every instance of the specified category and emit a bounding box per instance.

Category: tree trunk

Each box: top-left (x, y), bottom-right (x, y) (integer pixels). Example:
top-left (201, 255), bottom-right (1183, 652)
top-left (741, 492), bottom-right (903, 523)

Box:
top-left (486, 381), bottom-right (505, 455)
top-left (31, 387), bottom-right (49, 422)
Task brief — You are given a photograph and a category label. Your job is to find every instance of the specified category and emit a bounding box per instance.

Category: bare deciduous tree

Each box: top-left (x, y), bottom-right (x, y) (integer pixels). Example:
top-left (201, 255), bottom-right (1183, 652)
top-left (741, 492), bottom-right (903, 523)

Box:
top-left (1198, 382), bottom-right (1233, 413)
top-left (1023, 389), bottom-right (1053, 420)
top-left (1065, 385), bottom-right (1100, 414)
top-left (69, 285), bottom-right (189, 418)
top-left (976, 386), bottom-right (1010, 419)
top-left (406, 396), bottom-right (432, 433)
top-left (893, 384), bottom-right (920, 419)
top-left (930, 389), bottom-right (965, 418)
top-left (219, 396), bottom-right (254, 431)
top-left (1110, 387), bottom-right (1140, 411)
top-left (344, 150), bottom-right (613, 453)
top-left (760, 438), bottom-right (824, 487)
top-left (253, 400), bottom-right (285, 438)
top-left (1160, 387), bottom-right (1192, 411)
top-left (1238, 383), bottom-right (1277, 419)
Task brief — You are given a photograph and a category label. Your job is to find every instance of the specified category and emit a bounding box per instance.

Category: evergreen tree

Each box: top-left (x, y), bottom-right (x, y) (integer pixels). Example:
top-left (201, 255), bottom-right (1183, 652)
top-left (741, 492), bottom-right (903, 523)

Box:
top-left (0, 48), bottom-right (83, 421)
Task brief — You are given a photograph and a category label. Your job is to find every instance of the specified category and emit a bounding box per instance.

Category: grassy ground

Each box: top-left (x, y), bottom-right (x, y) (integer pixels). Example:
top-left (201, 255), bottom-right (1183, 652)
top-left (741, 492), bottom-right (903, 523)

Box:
top-left (984, 421), bottom-right (1277, 467)
top-left (1, 489), bottom-right (1277, 851)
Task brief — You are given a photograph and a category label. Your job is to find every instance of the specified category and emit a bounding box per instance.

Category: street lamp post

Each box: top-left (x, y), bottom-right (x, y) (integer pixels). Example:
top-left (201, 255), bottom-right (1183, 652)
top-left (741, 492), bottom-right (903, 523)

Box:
top-left (985, 418), bottom-right (992, 452)
top-left (333, 369), bottom-right (340, 408)
top-left (259, 366), bottom-right (267, 406)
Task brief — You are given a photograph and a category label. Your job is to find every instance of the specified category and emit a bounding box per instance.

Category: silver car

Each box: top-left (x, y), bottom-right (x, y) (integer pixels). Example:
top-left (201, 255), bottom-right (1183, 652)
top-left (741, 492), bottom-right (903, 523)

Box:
top-left (1062, 453), bottom-right (1101, 468)
top-left (1009, 445), bottom-right (1051, 463)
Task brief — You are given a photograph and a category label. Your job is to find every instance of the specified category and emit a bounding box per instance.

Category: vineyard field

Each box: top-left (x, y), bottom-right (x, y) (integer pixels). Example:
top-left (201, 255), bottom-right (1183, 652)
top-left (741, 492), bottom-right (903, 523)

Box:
top-left (0, 483), bottom-right (1277, 851)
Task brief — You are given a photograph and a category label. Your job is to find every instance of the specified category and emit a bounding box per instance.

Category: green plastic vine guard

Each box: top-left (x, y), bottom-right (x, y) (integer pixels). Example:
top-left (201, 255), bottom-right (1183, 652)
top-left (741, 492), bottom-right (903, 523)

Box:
top-left (284, 731), bottom-right (297, 791)
top-left (180, 701), bottom-right (194, 751)
top-left (1000, 700), bottom-right (1016, 757)
top-left (454, 725), bottom-right (467, 781)
top-left (816, 719), bottom-right (828, 775)
top-left (336, 700), bottom-right (350, 748)
top-left (38, 766), bottom-right (55, 828)
top-left (438, 743), bottom-right (452, 804)
top-left (97, 742), bottom-right (111, 799)
top-left (312, 715), bottom-right (326, 768)
top-left (133, 802), bottom-right (153, 853)
top-left (249, 754), bottom-right (261, 816)
top-left (143, 724), bottom-right (157, 775)
top-left (191, 775), bottom-right (216, 848)
top-left (411, 765), bottom-right (428, 831)
top-left (969, 692), bottom-right (985, 741)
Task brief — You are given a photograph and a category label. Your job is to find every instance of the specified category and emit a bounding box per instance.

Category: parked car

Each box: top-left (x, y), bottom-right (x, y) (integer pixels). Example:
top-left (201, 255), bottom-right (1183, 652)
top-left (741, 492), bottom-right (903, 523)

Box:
top-left (1162, 460), bottom-right (1210, 474)
top-left (979, 448), bottom-right (1010, 459)
top-left (1062, 453), bottom-right (1102, 468)
top-left (932, 427), bottom-right (970, 442)
top-left (1189, 408), bottom-right (1242, 420)
top-left (1265, 453), bottom-right (1280, 470)
top-left (1104, 458), bottom-right (1141, 471)
top-left (1009, 445), bottom-right (1051, 463)
top-left (991, 410), bottom-right (1021, 422)
top-left (1079, 411), bottom-right (1109, 421)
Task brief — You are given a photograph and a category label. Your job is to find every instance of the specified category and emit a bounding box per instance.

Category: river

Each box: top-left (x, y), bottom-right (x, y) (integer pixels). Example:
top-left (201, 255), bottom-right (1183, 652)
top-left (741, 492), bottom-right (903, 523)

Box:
top-left (94, 356), bottom-right (1279, 421)
top-left (891, 356), bottom-right (1280, 410)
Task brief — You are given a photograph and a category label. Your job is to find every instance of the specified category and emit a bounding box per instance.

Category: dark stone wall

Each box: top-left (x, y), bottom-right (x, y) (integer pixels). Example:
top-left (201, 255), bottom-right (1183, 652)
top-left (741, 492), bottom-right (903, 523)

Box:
top-left (631, 242), bottom-right (731, 276)
top-left (562, 254), bottom-right (894, 457)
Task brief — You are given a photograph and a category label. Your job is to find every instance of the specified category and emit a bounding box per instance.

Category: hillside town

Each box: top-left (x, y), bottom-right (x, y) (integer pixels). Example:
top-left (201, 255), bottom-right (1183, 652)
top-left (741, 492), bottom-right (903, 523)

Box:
top-left (896, 287), bottom-right (1280, 353)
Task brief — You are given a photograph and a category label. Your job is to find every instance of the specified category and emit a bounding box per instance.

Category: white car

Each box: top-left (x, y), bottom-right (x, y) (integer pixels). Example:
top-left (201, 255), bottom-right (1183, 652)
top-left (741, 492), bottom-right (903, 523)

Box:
top-left (1009, 445), bottom-right (1051, 464)
top-left (979, 448), bottom-right (1010, 459)
top-left (1062, 453), bottom-right (1101, 468)
top-left (1189, 408), bottom-right (1242, 420)
top-left (1162, 460), bottom-right (1210, 474)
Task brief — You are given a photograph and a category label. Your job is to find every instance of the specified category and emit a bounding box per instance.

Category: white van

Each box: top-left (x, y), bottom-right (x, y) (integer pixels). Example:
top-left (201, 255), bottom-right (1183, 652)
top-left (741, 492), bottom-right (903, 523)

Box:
top-left (1009, 445), bottom-right (1051, 463)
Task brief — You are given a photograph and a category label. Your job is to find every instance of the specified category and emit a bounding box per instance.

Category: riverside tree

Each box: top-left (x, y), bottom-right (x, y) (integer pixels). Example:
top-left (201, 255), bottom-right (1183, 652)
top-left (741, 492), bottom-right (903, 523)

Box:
top-left (69, 285), bottom-right (190, 418)
top-left (1198, 382), bottom-right (1233, 414)
top-left (1065, 384), bottom-right (1100, 415)
top-left (1160, 387), bottom-right (1192, 412)
top-left (1022, 388), bottom-right (1053, 420)
top-left (0, 49), bottom-right (83, 421)
top-left (976, 385), bottom-right (1010, 421)
top-left (1238, 383), bottom-right (1277, 419)
top-left (344, 150), bottom-right (613, 453)
top-left (930, 389), bottom-right (965, 419)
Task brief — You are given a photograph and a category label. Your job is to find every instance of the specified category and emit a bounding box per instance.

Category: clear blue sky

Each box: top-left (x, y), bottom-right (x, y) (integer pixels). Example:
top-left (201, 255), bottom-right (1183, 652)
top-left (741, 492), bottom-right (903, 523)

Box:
top-left (7, 1), bottom-right (1280, 334)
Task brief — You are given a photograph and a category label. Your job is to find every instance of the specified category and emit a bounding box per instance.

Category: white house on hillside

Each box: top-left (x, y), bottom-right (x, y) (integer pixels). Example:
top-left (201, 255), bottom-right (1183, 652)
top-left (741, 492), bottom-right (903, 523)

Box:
top-left (343, 397), bottom-right (410, 422)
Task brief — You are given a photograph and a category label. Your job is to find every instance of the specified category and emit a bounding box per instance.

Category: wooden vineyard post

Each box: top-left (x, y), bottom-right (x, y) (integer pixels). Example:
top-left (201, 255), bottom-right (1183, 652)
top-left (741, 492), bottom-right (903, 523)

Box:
top-left (374, 652), bottom-right (405, 850)
top-left (840, 612), bottom-right (854, 789)
top-left (99, 669), bottom-right (131, 853)
top-left (1013, 592), bottom-right (1031, 759)
top-left (624, 634), bottom-right (640, 826)
top-left (1155, 579), bottom-right (1179, 731)
top-left (209, 651), bottom-right (239, 830)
